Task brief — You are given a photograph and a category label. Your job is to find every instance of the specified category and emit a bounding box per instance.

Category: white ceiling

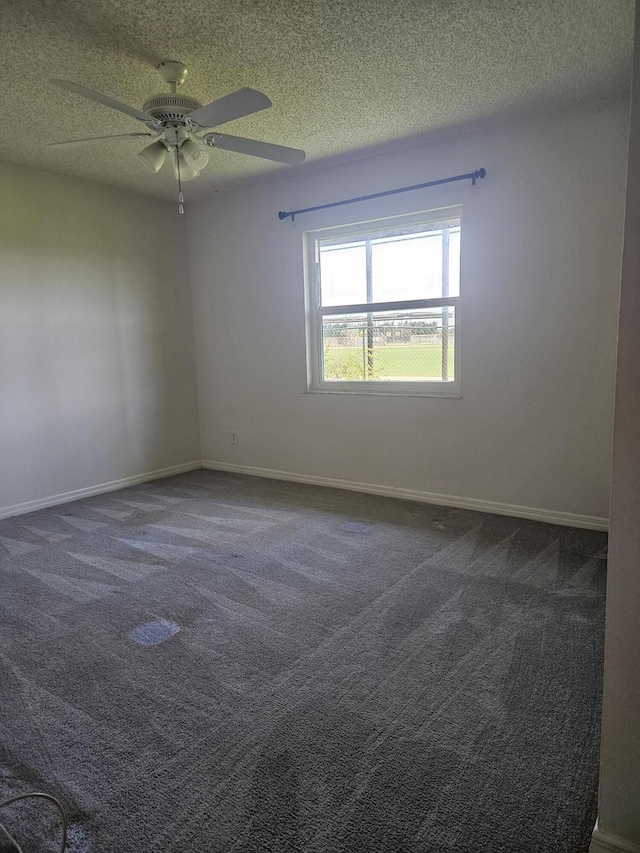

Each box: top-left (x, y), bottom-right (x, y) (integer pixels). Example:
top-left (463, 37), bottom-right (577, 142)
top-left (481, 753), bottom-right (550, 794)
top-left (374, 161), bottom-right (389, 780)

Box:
top-left (2, 0), bottom-right (634, 201)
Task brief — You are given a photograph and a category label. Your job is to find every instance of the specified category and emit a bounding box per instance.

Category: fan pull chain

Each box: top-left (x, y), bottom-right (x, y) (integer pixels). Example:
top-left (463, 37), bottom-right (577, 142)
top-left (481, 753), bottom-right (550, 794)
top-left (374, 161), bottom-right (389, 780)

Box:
top-left (176, 148), bottom-right (184, 214)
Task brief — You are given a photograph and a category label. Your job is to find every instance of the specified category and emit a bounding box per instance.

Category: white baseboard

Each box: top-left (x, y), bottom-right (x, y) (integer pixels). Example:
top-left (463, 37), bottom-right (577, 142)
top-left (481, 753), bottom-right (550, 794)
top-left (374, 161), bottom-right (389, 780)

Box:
top-left (591, 825), bottom-right (640, 853)
top-left (0, 461), bottom-right (202, 520)
top-left (201, 460), bottom-right (609, 531)
top-left (0, 458), bottom-right (610, 531)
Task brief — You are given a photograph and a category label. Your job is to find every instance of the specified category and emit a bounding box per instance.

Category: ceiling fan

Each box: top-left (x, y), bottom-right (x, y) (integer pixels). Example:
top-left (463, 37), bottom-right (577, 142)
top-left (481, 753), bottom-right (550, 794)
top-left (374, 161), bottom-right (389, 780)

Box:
top-left (49, 61), bottom-right (306, 211)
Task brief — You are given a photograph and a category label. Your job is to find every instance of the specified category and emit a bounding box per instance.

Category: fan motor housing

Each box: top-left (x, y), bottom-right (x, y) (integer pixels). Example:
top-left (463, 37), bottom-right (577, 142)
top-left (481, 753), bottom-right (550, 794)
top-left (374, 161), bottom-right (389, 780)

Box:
top-left (142, 93), bottom-right (202, 124)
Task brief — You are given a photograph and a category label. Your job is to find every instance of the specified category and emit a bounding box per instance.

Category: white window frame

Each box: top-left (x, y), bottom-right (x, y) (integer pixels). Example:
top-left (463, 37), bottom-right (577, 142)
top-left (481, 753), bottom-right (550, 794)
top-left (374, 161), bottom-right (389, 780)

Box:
top-left (303, 206), bottom-right (462, 397)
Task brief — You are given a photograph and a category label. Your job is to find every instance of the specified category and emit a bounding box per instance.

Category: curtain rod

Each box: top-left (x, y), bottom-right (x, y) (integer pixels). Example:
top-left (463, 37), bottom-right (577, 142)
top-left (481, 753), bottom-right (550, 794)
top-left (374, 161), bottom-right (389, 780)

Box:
top-left (278, 167), bottom-right (486, 222)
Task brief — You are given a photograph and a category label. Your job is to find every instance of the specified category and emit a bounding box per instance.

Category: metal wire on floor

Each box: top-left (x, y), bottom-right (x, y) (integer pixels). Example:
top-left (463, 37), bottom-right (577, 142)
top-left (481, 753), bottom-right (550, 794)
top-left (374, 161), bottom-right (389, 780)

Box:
top-left (0, 793), bottom-right (67, 853)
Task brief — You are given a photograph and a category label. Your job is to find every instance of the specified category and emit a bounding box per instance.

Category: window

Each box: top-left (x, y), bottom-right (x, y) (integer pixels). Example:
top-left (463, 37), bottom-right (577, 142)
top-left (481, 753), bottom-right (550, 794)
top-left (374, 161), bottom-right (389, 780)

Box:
top-left (304, 207), bottom-right (462, 396)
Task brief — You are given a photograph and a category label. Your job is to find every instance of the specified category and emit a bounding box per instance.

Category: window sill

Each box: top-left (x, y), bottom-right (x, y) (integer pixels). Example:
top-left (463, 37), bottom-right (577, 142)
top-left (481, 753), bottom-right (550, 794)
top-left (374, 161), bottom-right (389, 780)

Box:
top-left (305, 386), bottom-right (462, 398)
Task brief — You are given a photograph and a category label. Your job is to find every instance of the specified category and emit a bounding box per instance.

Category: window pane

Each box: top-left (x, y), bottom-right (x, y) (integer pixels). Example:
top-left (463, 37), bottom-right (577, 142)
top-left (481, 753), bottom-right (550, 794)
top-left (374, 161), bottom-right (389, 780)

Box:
top-left (318, 220), bottom-right (460, 306)
top-left (322, 308), bottom-right (456, 382)
top-left (318, 241), bottom-right (366, 307)
top-left (371, 232), bottom-right (443, 301)
top-left (447, 229), bottom-right (460, 297)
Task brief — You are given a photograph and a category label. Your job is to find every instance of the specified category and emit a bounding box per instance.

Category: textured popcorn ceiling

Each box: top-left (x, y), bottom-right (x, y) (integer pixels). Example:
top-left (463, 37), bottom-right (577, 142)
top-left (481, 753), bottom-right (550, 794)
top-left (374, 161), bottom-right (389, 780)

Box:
top-left (1, 0), bottom-right (634, 201)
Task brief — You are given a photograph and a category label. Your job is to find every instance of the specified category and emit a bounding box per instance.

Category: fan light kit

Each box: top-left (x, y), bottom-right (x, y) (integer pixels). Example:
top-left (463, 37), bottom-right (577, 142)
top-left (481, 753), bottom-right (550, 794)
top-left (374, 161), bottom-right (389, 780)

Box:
top-left (49, 61), bottom-right (306, 213)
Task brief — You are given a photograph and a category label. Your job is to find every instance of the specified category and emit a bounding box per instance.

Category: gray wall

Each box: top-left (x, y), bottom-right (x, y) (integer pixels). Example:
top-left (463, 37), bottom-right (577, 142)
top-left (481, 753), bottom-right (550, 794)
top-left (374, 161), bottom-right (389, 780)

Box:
top-left (0, 163), bottom-right (201, 514)
top-left (187, 101), bottom-right (628, 523)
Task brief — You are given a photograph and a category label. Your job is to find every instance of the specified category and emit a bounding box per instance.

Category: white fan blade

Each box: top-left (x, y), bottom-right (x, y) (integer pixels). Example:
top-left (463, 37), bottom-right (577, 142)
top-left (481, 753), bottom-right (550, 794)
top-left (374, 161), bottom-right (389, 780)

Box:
top-left (188, 88), bottom-right (271, 129)
top-left (207, 132), bottom-right (306, 165)
top-left (50, 80), bottom-right (158, 126)
top-left (48, 133), bottom-right (153, 149)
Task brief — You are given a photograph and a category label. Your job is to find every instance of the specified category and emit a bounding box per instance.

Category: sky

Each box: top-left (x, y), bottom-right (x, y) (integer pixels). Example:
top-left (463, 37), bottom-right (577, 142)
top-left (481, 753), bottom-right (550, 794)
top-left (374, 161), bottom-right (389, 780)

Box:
top-left (319, 228), bottom-right (460, 307)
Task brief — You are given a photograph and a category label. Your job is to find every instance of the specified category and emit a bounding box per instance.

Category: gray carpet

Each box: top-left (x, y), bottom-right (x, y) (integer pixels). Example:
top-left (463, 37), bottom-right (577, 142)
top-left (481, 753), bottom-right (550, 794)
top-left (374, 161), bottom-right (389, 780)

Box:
top-left (0, 470), bottom-right (606, 852)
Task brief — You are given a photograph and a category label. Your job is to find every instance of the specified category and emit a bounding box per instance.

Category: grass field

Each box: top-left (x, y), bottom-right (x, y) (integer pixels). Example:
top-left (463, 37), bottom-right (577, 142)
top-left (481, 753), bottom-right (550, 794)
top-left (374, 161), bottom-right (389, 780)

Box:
top-left (324, 343), bottom-right (455, 380)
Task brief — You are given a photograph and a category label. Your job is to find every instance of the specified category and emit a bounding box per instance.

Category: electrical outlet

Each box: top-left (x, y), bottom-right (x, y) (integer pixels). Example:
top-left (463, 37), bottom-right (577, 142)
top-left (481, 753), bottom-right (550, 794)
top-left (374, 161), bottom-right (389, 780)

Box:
top-left (230, 430), bottom-right (239, 445)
